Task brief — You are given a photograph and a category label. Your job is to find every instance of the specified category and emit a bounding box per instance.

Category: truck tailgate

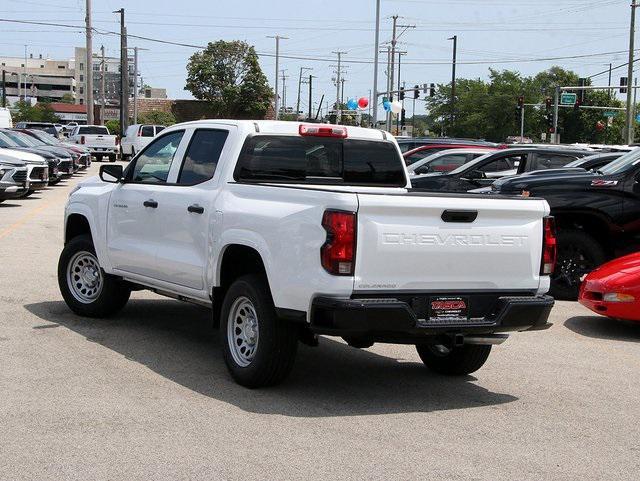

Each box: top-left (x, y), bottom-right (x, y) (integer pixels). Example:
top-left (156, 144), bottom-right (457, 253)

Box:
top-left (85, 135), bottom-right (115, 147)
top-left (354, 193), bottom-right (548, 292)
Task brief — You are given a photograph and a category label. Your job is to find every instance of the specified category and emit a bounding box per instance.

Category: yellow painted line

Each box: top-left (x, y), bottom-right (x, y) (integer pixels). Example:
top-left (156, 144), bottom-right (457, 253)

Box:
top-left (0, 201), bottom-right (54, 241)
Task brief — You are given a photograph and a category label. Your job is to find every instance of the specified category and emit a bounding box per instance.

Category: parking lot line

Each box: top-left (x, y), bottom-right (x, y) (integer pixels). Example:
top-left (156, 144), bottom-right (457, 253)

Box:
top-left (0, 201), bottom-right (53, 241)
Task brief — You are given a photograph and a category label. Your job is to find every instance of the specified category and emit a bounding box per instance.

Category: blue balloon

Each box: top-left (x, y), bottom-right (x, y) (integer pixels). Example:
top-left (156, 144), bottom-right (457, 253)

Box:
top-left (346, 98), bottom-right (358, 110)
top-left (383, 100), bottom-right (391, 112)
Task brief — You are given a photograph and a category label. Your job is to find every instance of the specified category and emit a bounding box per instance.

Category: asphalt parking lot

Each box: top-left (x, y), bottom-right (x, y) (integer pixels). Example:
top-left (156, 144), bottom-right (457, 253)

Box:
top-left (1, 162), bottom-right (639, 481)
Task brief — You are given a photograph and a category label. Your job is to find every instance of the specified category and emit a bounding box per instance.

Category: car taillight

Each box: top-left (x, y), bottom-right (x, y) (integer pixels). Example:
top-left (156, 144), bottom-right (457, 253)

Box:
top-left (321, 210), bottom-right (356, 275)
top-left (80, 135), bottom-right (85, 144)
top-left (541, 216), bottom-right (557, 275)
top-left (116, 136), bottom-right (120, 145)
top-left (299, 124), bottom-right (348, 138)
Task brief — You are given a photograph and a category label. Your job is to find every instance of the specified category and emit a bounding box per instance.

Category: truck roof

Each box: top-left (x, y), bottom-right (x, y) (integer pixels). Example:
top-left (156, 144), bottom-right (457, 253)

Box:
top-left (169, 120), bottom-right (390, 141)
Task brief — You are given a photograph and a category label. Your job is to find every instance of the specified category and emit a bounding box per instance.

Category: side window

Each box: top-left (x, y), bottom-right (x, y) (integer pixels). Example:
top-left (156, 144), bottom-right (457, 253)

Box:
top-left (129, 130), bottom-right (184, 184)
top-left (141, 125), bottom-right (155, 137)
top-left (532, 153), bottom-right (575, 170)
top-left (479, 155), bottom-right (519, 173)
top-left (177, 129), bottom-right (229, 185)
top-left (155, 126), bottom-right (165, 135)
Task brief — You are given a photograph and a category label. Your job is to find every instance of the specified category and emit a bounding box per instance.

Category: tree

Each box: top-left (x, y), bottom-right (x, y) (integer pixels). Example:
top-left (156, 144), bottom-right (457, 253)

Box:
top-left (12, 101), bottom-right (59, 123)
top-left (185, 40), bottom-right (273, 119)
top-left (105, 119), bottom-right (120, 136)
top-left (59, 93), bottom-right (75, 104)
top-left (137, 110), bottom-right (176, 126)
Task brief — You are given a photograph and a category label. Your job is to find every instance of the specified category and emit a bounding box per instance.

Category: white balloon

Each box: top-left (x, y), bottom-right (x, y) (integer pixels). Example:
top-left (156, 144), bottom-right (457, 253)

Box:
top-left (391, 100), bottom-right (403, 114)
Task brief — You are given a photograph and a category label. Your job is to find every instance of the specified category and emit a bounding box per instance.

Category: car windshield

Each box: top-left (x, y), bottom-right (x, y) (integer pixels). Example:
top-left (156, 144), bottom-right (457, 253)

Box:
top-left (2, 130), bottom-right (38, 147)
top-left (598, 147), bottom-right (640, 175)
top-left (448, 152), bottom-right (494, 175)
top-left (0, 131), bottom-right (22, 148)
top-left (29, 130), bottom-right (59, 145)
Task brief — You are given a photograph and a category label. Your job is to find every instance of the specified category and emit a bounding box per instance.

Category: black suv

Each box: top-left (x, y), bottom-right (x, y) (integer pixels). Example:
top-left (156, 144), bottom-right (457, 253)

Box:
top-left (491, 148), bottom-right (640, 299)
top-left (410, 147), bottom-right (591, 193)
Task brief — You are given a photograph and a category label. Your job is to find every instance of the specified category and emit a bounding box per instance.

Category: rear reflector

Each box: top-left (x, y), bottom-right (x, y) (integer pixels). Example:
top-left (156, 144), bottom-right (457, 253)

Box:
top-left (299, 124), bottom-right (348, 138)
top-left (541, 216), bottom-right (557, 275)
top-left (321, 210), bottom-right (356, 275)
top-left (80, 135), bottom-right (85, 145)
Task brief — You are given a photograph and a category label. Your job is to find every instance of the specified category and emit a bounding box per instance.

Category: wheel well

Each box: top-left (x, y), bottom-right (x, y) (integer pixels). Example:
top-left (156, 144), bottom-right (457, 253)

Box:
top-left (212, 244), bottom-right (269, 327)
top-left (554, 213), bottom-right (612, 254)
top-left (65, 214), bottom-right (91, 245)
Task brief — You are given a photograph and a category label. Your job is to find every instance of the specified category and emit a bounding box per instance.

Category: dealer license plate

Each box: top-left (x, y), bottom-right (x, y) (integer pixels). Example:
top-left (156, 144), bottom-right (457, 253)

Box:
top-left (428, 296), bottom-right (469, 323)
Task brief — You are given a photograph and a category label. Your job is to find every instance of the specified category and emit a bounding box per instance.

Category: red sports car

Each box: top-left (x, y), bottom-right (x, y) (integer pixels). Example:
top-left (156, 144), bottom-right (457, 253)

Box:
top-left (579, 252), bottom-right (640, 322)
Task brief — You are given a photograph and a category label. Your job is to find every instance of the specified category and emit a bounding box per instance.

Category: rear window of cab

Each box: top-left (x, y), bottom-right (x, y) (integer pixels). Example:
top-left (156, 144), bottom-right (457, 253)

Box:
top-left (234, 135), bottom-right (407, 187)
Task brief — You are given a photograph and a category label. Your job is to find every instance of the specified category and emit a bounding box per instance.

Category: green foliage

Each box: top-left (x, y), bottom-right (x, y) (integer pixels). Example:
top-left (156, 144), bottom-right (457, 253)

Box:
top-left (137, 110), bottom-right (176, 126)
top-left (105, 120), bottom-right (120, 136)
top-left (424, 66), bottom-right (628, 144)
top-left (59, 93), bottom-right (75, 104)
top-left (185, 40), bottom-right (273, 119)
top-left (12, 101), bottom-right (60, 123)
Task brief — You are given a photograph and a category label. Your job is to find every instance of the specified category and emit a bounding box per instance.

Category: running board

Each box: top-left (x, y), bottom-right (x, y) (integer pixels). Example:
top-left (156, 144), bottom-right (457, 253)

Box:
top-left (149, 287), bottom-right (212, 308)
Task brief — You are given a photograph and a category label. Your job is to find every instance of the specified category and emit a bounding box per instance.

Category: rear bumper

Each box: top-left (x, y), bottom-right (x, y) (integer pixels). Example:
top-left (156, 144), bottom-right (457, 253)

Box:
top-left (310, 294), bottom-right (554, 341)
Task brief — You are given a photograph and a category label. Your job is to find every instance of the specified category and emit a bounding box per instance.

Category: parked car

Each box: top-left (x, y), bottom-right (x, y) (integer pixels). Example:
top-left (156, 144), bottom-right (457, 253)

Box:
top-left (0, 107), bottom-right (13, 128)
top-left (0, 147), bottom-right (48, 196)
top-left (120, 124), bottom-right (165, 160)
top-left (489, 148), bottom-right (640, 300)
top-left (13, 121), bottom-right (60, 138)
top-left (16, 128), bottom-right (91, 171)
top-left (408, 148), bottom-right (498, 176)
top-left (563, 152), bottom-right (624, 171)
top-left (59, 120), bottom-right (555, 388)
top-left (0, 129), bottom-right (70, 182)
top-left (579, 252), bottom-right (640, 322)
top-left (68, 125), bottom-right (119, 161)
top-left (411, 147), bottom-right (591, 192)
top-left (404, 143), bottom-right (501, 166)
top-left (0, 160), bottom-right (28, 202)
top-left (397, 137), bottom-right (499, 154)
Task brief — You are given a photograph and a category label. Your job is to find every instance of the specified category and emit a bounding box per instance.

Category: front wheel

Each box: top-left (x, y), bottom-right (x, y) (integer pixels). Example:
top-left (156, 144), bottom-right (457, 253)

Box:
top-left (58, 234), bottom-right (130, 317)
top-left (220, 274), bottom-right (298, 388)
top-left (416, 344), bottom-right (492, 375)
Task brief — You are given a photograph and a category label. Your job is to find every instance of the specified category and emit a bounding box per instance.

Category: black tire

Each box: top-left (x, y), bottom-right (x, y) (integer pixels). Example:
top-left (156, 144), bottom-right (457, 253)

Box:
top-left (21, 190), bottom-right (34, 198)
top-left (416, 344), bottom-right (492, 376)
top-left (58, 234), bottom-right (130, 317)
top-left (220, 274), bottom-right (298, 388)
top-left (108, 154), bottom-right (116, 162)
top-left (550, 229), bottom-right (607, 301)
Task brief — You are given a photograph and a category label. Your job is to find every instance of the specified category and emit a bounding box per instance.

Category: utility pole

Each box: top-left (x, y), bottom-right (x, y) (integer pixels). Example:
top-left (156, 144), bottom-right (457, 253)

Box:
top-left (85, 0), bottom-right (94, 124)
top-left (372, 0), bottom-right (381, 127)
top-left (100, 45), bottom-right (105, 125)
top-left (267, 35), bottom-right (288, 120)
top-left (626, 2), bottom-right (638, 145)
top-left (307, 74), bottom-right (315, 120)
top-left (608, 62), bottom-right (613, 99)
top-left (280, 70), bottom-right (288, 114)
top-left (341, 78), bottom-right (346, 105)
top-left (553, 86), bottom-right (560, 144)
top-left (130, 46), bottom-right (148, 124)
top-left (396, 52), bottom-right (406, 134)
top-left (448, 34), bottom-right (458, 132)
top-left (1, 70), bottom-right (5, 107)
top-left (23, 45), bottom-right (27, 101)
top-left (295, 67), bottom-right (312, 116)
top-left (332, 50), bottom-right (347, 123)
top-left (113, 8), bottom-right (127, 135)
top-left (388, 15), bottom-right (398, 132)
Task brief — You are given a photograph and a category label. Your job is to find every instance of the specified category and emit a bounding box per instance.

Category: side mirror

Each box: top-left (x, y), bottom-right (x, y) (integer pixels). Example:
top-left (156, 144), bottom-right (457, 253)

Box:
top-left (99, 164), bottom-right (123, 183)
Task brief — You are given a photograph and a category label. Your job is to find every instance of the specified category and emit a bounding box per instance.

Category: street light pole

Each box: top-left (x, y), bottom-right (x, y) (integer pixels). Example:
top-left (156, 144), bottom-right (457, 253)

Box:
top-left (625, 2), bottom-right (638, 144)
top-left (448, 35), bottom-right (457, 132)
top-left (85, 0), bottom-right (94, 124)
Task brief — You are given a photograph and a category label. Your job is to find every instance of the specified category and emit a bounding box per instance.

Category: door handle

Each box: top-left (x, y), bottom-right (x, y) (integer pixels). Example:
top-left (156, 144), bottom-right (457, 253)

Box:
top-left (143, 199), bottom-right (158, 208)
top-left (187, 204), bottom-right (205, 214)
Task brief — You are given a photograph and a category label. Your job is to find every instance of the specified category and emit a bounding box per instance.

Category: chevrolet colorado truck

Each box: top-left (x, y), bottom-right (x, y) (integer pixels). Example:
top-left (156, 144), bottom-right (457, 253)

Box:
top-left (490, 147), bottom-right (640, 300)
top-left (58, 121), bottom-right (556, 388)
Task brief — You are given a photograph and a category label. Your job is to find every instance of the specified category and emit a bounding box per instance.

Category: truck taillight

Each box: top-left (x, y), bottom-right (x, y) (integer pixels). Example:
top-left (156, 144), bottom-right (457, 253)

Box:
top-left (299, 124), bottom-right (348, 138)
top-left (80, 135), bottom-right (85, 144)
top-left (541, 216), bottom-right (557, 275)
top-left (321, 210), bottom-right (356, 276)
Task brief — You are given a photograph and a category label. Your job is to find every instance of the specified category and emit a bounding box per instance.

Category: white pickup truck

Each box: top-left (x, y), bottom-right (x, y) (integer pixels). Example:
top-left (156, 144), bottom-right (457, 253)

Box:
top-left (58, 120), bottom-right (556, 387)
top-left (68, 125), bottom-right (119, 161)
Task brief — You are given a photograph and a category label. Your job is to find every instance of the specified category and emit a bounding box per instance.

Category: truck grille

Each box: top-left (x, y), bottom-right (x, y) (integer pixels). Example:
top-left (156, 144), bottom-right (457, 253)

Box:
top-left (30, 167), bottom-right (46, 180)
top-left (12, 170), bottom-right (27, 185)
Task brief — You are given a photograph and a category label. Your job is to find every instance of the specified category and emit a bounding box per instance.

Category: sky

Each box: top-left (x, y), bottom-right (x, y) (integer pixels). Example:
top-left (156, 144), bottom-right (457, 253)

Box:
top-left (0, 0), bottom-right (634, 116)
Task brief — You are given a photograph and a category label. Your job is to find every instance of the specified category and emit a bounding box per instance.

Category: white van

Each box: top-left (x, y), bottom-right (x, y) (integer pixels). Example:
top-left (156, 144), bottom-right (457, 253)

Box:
top-left (0, 108), bottom-right (13, 128)
top-left (120, 124), bottom-right (165, 159)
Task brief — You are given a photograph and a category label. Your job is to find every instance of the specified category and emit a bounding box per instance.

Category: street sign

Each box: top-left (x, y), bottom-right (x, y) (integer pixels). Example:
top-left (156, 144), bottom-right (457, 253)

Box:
top-left (604, 111), bottom-right (617, 118)
top-left (560, 93), bottom-right (577, 105)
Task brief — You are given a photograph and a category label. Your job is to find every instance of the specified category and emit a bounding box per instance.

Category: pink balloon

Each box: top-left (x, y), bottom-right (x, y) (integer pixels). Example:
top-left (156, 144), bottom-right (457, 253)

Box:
top-left (358, 97), bottom-right (369, 109)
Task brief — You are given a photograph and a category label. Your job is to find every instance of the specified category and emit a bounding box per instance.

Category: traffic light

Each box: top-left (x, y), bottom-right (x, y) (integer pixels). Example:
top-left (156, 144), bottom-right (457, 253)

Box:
top-left (545, 97), bottom-right (553, 127)
top-left (401, 108), bottom-right (406, 127)
top-left (414, 84), bottom-right (420, 99)
top-left (429, 83), bottom-right (436, 97)
top-left (517, 95), bottom-right (525, 108)
top-left (399, 88), bottom-right (405, 100)
top-left (515, 95), bottom-right (524, 124)
top-left (620, 77), bottom-right (628, 94)
top-left (574, 98), bottom-right (581, 111)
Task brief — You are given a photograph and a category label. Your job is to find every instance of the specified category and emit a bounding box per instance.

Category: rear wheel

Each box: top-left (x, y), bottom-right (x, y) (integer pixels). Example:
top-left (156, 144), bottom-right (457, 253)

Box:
top-left (108, 154), bottom-right (116, 162)
top-left (416, 344), bottom-right (492, 375)
top-left (58, 234), bottom-right (130, 317)
top-left (551, 229), bottom-right (606, 300)
top-left (220, 274), bottom-right (298, 388)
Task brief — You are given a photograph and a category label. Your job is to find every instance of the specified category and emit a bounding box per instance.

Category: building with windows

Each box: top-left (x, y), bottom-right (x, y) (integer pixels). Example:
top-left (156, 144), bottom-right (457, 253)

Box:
top-left (72, 47), bottom-right (135, 106)
top-left (0, 53), bottom-right (75, 102)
